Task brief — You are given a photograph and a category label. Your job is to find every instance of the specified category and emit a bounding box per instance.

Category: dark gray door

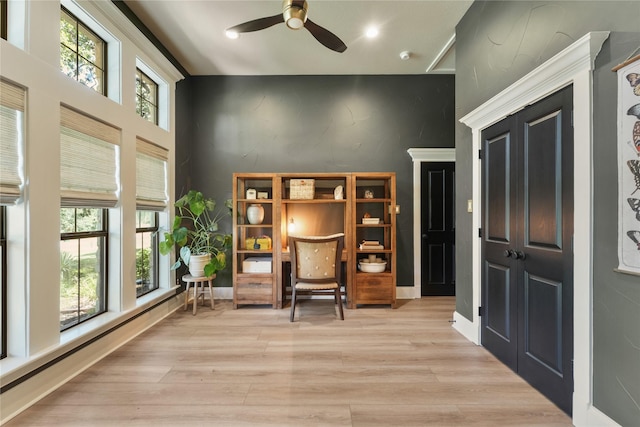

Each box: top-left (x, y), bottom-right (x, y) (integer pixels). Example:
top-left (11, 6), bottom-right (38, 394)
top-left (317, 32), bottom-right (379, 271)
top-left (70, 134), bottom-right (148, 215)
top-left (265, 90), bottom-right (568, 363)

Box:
top-left (421, 162), bottom-right (455, 296)
top-left (481, 86), bottom-right (574, 414)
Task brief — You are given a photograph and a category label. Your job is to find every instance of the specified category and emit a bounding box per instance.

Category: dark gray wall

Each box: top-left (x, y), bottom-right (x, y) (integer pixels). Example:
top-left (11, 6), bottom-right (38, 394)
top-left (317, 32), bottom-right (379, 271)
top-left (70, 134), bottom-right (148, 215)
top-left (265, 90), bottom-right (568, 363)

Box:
top-left (176, 75), bottom-right (455, 289)
top-left (455, 2), bottom-right (640, 425)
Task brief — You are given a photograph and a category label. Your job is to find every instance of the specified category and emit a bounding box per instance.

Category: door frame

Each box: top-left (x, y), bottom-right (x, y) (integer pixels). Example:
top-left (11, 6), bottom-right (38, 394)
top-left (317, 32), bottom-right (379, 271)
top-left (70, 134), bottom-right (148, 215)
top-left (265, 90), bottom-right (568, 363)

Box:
top-left (407, 148), bottom-right (455, 299)
top-left (459, 32), bottom-right (610, 426)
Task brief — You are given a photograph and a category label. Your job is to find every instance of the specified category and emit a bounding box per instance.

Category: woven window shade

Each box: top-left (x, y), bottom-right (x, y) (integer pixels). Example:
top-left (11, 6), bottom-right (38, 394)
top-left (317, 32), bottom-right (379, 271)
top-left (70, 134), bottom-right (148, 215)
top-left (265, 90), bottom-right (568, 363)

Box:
top-left (0, 79), bottom-right (25, 205)
top-left (60, 106), bottom-right (120, 207)
top-left (136, 137), bottom-right (168, 210)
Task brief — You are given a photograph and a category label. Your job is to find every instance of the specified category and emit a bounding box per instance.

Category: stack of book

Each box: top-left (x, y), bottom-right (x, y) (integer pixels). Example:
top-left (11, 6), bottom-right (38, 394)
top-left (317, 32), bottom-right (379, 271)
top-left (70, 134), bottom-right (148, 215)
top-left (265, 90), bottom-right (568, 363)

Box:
top-left (362, 217), bottom-right (380, 224)
top-left (359, 240), bottom-right (384, 250)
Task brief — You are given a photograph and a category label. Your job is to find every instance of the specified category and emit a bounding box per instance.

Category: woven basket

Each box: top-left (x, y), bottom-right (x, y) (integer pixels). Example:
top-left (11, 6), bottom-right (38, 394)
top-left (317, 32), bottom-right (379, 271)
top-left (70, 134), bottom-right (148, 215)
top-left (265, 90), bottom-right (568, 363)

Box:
top-left (290, 179), bottom-right (315, 199)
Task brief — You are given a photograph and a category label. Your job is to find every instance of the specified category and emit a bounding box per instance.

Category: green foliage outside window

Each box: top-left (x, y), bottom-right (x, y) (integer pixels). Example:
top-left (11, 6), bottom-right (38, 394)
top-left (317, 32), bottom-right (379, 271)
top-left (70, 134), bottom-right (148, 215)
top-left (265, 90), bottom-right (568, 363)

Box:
top-left (60, 208), bottom-right (105, 329)
top-left (136, 69), bottom-right (158, 124)
top-left (136, 247), bottom-right (151, 284)
top-left (136, 212), bottom-right (158, 297)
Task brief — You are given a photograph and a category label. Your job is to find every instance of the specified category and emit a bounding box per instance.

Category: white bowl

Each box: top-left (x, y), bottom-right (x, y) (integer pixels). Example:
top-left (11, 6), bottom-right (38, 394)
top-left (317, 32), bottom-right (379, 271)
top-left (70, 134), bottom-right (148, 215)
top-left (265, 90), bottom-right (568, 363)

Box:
top-left (359, 261), bottom-right (387, 273)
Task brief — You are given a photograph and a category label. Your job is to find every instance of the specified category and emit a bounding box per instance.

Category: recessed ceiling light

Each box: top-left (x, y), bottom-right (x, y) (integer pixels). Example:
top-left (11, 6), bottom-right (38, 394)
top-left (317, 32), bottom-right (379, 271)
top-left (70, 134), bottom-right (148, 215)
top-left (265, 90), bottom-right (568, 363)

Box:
top-left (365, 26), bottom-right (379, 39)
top-left (225, 30), bottom-right (239, 39)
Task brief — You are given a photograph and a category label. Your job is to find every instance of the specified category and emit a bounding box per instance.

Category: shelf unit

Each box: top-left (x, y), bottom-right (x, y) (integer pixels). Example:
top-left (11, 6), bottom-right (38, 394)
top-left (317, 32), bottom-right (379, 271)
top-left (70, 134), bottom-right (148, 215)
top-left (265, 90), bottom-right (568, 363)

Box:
top-left (232, 174), bottom-right (280, 308)
top-left (279, 173), bottom-right (350, 247)
top-left (350, 173), bottom-right (396, 308)
top-left (232, 172), bottom-right (395, 309)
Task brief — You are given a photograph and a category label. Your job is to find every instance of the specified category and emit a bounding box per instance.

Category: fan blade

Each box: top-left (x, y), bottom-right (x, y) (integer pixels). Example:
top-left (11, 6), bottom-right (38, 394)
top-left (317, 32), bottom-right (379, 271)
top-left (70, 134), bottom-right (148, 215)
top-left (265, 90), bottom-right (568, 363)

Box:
top-left (227, 14), bottom-right (284, 33)
top-left (304, 19), bottom-right (347, 53)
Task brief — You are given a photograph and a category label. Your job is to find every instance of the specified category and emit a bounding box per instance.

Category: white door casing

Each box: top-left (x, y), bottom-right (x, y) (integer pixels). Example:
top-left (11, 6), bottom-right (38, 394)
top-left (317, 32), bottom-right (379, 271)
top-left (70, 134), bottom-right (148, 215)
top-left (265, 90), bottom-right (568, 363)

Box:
top-left (407, 148), bottom-right (456, 299)
top-left (459, 32), bottom-right (615, 426)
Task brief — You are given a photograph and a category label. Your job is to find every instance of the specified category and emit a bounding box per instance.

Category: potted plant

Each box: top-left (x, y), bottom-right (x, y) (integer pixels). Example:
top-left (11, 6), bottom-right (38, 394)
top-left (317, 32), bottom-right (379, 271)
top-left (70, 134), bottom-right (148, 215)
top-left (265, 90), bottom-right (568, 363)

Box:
top-left (159, 190), bottom-right (232, 277)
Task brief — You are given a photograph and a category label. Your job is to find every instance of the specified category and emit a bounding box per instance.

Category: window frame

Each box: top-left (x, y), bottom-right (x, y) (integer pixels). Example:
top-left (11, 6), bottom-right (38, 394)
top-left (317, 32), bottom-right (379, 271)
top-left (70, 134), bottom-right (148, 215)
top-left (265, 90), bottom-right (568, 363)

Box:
top-left (59, 207), bottom-right (108, 331)
top-left (135, 211), bottom-right (159, 298)
top-left (60, 5), bottom-right (107, 95)
top-left (136, 68), bottom-right (158, 125)
top-left (0, 206), bottom-right (6, 359)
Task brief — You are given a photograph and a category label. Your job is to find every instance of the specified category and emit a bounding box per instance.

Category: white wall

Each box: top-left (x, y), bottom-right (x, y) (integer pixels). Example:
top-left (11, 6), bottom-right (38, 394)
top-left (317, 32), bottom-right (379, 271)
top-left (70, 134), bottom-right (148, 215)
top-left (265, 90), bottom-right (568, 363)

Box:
top-left (0, 1), bottom-right (183, 422)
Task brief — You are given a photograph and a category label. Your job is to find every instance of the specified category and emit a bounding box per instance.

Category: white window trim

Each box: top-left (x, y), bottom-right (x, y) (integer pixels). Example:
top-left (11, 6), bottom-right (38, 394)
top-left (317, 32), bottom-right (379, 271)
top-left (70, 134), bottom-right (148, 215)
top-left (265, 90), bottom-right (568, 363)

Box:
top-left (61, 0), bottom-right (121, 104)
top-left (136, 59), bottom-right (169, 130)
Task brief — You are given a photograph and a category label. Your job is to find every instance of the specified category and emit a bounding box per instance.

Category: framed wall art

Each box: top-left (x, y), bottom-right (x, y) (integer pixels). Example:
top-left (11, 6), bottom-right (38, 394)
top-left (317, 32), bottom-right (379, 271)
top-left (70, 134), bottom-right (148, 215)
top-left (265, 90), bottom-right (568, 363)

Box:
top-left (615, 53), bottom-right (640, 275)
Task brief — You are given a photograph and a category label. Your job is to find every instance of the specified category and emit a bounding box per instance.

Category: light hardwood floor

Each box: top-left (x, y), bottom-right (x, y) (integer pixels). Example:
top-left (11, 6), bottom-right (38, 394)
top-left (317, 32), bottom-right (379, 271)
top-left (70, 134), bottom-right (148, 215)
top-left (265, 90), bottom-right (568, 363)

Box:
top-left (7, 297), bottom-right (572, 426)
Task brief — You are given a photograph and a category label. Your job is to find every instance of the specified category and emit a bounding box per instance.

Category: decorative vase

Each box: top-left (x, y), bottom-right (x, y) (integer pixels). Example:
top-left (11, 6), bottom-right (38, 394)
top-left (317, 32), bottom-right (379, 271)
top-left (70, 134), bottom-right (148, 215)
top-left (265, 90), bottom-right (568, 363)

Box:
top-left (247, 204), bottom-right (265, 225)
top-left (189, 253), bottom-right (211, 277)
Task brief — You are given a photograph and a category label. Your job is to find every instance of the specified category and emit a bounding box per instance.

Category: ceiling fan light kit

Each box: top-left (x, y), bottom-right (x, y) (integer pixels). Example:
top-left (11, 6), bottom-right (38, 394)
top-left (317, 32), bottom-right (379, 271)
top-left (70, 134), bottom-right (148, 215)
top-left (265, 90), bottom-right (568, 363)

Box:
top-left (225, 0), bottom-right (347, 53)
top-left (225, 30), bottom-right (239, 39)
top-left (283, 0), bottom-right (307, 29)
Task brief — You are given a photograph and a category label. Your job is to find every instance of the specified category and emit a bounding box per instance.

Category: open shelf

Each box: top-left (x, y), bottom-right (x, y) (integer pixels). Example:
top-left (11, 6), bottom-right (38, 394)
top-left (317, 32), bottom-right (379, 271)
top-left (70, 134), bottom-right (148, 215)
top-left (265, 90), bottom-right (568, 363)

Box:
top-left (232, 172), bottom-right (396, 310)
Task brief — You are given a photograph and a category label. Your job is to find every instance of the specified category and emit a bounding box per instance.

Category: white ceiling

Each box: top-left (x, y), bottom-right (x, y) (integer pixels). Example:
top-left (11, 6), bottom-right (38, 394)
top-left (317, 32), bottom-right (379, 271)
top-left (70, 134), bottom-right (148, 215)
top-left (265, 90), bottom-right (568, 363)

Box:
top-left (123, 0), bottom-right (474, 76)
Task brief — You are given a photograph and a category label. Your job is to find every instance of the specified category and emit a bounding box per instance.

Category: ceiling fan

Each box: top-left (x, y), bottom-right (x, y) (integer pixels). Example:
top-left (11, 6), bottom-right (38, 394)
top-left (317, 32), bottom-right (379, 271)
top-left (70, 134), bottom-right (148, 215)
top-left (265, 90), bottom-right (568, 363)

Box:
top-left (225, 0), bottom-right (347, 53)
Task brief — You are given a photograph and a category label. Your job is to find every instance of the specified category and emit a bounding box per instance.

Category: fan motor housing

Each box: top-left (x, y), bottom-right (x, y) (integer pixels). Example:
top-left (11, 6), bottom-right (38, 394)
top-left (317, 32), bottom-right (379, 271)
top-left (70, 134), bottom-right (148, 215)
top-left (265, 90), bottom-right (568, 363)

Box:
top-left (283, 0), bottom-right (308, 29)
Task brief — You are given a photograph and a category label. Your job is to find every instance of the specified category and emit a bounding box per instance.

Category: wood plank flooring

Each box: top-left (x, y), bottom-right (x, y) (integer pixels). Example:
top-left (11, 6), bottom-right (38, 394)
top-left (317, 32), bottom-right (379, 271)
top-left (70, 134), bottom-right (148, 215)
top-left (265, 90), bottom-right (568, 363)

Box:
top-left (6, 297), bottom-right (573, 426)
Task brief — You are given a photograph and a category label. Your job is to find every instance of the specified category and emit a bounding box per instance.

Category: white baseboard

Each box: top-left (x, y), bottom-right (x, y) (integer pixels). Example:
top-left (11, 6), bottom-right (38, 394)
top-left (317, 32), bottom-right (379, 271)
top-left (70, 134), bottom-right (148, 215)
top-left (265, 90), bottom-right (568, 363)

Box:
top-left (396, 286), bottom-right (416, 299)
top-left (451, 310), bottom-right (479, 345)
top-left (214, 286), bottom-right (233, 300)
top-left (572, 397), bottom-right (621, 427)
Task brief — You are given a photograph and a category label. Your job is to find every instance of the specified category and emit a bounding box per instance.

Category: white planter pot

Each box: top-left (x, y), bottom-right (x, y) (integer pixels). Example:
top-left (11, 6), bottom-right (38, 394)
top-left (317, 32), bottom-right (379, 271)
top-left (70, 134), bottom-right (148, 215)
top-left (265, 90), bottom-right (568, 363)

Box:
top-left (247, 204), bottom-right (265, 225)
top-left (189, 254), bottom-right (211, 277)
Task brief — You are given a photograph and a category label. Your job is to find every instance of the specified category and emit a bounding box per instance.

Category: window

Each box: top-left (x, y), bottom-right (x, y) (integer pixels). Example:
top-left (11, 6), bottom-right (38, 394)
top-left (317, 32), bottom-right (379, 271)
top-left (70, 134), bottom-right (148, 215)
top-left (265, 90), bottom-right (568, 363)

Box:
top-left (60, 6), bottom-right (106, 95)
top-left (59, 107), bottom-right (118, 330)
top-left (0, 79), bottom-right (24, 358)
top-left (0, 206), bottom-right (6, 359)
top-left (60, 208), bottom-right (107, 330)
top-left (136, 68), bottom-right (158, 124)
top-left (136, 211), bottom-right (158, 297)
top-left (135, 138), bottom-right (167, 297)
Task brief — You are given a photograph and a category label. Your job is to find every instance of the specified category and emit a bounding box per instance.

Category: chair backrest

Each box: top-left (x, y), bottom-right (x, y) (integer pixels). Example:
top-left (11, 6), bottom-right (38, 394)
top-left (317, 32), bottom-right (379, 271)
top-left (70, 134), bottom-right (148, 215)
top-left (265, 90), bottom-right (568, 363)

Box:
top-left (289, 234), bottom-right (344, 284)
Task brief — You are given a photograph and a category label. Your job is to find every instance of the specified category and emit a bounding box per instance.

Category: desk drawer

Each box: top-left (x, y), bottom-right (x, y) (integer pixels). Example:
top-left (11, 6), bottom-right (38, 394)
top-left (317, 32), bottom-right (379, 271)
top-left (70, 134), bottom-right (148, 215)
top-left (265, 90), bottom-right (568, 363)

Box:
top-left (235, 276), bottom-right (273, 303)
top-left (355, 274), bottom-right (394, 304)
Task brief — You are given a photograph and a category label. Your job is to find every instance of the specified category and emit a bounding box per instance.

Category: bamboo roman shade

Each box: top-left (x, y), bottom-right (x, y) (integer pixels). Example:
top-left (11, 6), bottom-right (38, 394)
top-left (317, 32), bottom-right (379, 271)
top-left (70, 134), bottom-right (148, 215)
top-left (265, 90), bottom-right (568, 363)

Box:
top-left (136, 137), bottom-right (168, 210)
top-left (0, 79), bottom-right (26, 205)
top-left (60, 106), bottom-right (120, 207)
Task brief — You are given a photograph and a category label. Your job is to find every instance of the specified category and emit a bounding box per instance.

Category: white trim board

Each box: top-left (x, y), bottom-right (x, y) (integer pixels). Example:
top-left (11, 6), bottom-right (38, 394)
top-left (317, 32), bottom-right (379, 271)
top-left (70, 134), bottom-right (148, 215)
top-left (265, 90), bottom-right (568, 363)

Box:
top-left (459, 32), bottom-right (612, 426)
top-left (407, 148), bottom-right (456, 299)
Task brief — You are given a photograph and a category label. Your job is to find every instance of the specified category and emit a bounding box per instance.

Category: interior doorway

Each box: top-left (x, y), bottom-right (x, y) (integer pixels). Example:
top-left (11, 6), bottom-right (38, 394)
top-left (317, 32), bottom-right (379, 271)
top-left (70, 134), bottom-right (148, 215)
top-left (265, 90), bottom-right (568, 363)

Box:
top-left (421, 161), bottom-right (455, 296)
top-left (407, 148), bottom-right (455, 300)
top-left (480, 86), bottom-right (574, 414)
top-left (458, 32), bottom-right (610, 425)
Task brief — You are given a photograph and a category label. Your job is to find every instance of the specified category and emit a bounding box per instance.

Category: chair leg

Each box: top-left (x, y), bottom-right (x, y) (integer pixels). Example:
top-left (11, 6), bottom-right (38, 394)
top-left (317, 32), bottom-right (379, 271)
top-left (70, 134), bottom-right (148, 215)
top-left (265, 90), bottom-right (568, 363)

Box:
top-left (335, 288), bottom-right (344, 320)
top-left (290, 286), bottom-right (297, 322)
